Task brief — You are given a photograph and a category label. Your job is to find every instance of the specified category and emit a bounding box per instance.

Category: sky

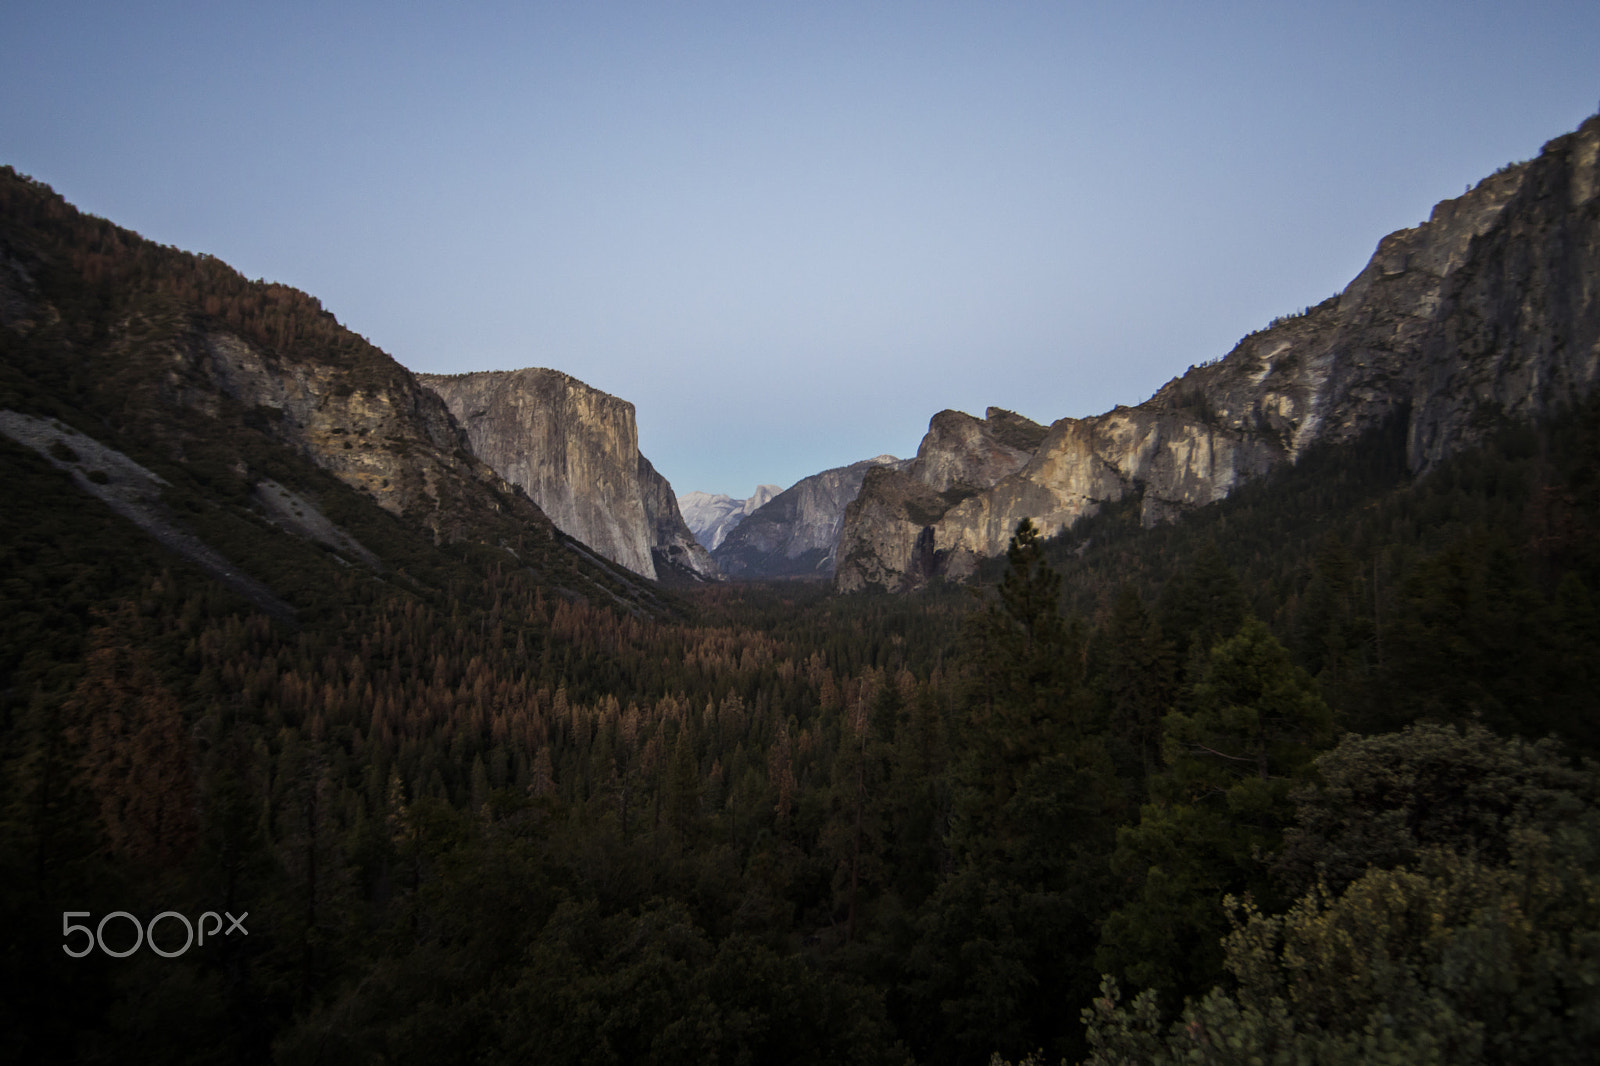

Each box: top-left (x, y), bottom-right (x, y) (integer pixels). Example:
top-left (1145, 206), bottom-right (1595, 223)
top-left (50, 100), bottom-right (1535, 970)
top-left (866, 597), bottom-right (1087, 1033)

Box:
top-left (3, 2), bottom-right (1598, 498)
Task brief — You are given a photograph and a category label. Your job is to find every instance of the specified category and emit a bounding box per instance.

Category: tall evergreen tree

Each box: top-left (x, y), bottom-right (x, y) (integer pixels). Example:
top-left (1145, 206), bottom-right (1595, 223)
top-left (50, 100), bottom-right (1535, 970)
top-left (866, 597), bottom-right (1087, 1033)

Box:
top-left (1098, 618), bottom-right (1334, 1004)
top-left (958, 517), bottom-right (1090, 839)
top-left (904, 519), bottom-right (1119, 1064)
top-left (1094, 584), bottom-right (1176, 782)
top-left (1157, 539), bottom-right (1250, 664)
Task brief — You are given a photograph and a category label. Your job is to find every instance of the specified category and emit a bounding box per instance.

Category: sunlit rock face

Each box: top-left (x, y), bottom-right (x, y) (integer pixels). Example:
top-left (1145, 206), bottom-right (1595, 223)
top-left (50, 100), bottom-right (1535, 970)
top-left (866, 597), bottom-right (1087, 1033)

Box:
top-left (679, 485), bottom-right (781, 551)
top-left (195, 331), bottom-right (527, 544)
top-left (837, 115), bottom-right (1600, 591)
top-left (834, 407), bottom-right (1053, 592)
top-left (712, 456), bottom-right (904, 579)
top-left (419, 367), bottom-right (718, 582)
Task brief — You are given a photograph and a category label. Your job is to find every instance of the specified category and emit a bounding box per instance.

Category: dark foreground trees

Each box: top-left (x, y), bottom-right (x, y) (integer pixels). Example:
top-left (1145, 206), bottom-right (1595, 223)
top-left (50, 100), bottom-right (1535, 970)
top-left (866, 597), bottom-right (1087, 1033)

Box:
top-left (8, 399), bottom-right (1600, 1062)
top-left (1079, 725), bottom-right (1600, 1066)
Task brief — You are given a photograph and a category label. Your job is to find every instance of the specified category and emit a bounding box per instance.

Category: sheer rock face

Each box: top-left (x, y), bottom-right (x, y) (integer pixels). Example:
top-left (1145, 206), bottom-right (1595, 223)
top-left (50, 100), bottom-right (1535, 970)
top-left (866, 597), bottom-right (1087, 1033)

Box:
top-left (713, 456), bottom-right (903, 579)
top-left (419, 368), bottom-right (717, 582)
top-left (679, 485), bottom-right (781, 551)
top-left (637, 455), bottom-right (722, 584)
top-left (833, 408), bottom-right (1053, 592)
top-left (838, 114), bottom-right (1600, 591)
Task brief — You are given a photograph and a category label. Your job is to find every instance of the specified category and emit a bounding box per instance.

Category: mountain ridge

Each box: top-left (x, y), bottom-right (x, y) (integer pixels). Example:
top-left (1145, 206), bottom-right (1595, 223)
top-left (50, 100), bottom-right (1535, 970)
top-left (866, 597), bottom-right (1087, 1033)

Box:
top-left (0, 164), bottom-right (677, 617)
top-left (835, 113), bottom-right (1600, 591)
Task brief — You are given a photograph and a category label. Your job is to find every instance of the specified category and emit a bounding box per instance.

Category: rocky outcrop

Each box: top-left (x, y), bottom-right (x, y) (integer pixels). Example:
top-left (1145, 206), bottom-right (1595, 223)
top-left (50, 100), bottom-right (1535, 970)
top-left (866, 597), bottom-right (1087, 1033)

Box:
top-left (837, 113), bottom-right (1600, 591)
top-left (194, 332), bottom-right (505, 539)
top-left (908, 408), bottom-right (1048, 493)
top-left (419, 368), bottom-right (719, 582)
top-left (835, 409), bottom-right (1052, 591)
top-left (713, 456), bottom-right (903, 578)
top-left (679, 485), bottom-right (781, 551)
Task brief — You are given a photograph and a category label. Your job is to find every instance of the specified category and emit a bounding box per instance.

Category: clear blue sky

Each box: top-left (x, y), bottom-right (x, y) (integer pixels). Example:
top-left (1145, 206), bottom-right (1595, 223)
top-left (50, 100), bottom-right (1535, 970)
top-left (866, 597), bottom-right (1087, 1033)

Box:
top-left (4, 2), bottom-right (1597, 497)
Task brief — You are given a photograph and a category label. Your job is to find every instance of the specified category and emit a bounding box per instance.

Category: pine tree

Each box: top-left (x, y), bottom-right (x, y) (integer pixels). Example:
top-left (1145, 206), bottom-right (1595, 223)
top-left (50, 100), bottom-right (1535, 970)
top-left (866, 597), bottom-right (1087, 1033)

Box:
top-left (1098, 618), bottom-right (1334, 1003)
top-left (960, 518), bottom-right (1088, 826)
top-left (1157, 539), bottom-right (1249, 664)
top-left (1096, 584), bottom-right (1176, 782)
top-left (664, 724), bottom-right (702, 838)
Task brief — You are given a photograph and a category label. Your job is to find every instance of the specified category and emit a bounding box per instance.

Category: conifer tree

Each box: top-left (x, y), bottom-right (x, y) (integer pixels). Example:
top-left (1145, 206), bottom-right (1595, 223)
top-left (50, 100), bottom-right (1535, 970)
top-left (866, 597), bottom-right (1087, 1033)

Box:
top-left (907, 520), bottom-right (1118, 1064)
top-left (1098, 618), bottom-right (1333, 1003)
top-left (960, 518), bottom-right (1088, 828)
top-left (664, 724), bottom-right (702, 838)
top-left (1096, 584), bottom-right (1176, 781)
top-left (1157, 539), bottom-right (1249, 663)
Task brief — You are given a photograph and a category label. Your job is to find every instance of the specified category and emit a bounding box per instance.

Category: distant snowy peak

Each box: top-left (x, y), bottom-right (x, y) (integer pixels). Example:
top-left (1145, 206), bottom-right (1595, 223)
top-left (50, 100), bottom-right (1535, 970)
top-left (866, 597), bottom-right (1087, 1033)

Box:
top-left (679, 484), bottom-right (781, 551)
top-left (745, 484), bottom-right (782, 513)
top-left (712, 456), bottom-right (905, 579)
top-left (678, 492), bottom-right (740, 550)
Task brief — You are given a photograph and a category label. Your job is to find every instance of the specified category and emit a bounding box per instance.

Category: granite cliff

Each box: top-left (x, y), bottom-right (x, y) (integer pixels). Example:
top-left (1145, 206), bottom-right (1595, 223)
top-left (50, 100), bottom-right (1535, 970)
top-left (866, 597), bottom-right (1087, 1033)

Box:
top-left (679, 485), bottom-right (781, 551)
top-left (837, 113), bottom-right (1600, 591)
top-left (419, 368), bottom-right (719, 583)
top-left (713, 455), bottom-right (902, 579)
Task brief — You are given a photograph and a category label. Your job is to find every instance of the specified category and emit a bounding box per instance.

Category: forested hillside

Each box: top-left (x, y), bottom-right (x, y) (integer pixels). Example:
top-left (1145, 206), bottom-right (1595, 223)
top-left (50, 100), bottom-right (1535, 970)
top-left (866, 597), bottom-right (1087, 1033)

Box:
top-left (3, 163), bottom-right (1599, 1064)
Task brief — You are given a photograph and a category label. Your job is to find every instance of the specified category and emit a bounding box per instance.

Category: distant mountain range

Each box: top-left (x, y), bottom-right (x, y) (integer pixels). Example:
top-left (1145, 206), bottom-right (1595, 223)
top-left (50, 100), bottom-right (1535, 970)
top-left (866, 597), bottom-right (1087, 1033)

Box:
top-left (3, 112), bottom-right (1596, 599)
top-left (709, 456), bottom-right (903, 579)
top-left (678, 485), bottom-right (780, 551)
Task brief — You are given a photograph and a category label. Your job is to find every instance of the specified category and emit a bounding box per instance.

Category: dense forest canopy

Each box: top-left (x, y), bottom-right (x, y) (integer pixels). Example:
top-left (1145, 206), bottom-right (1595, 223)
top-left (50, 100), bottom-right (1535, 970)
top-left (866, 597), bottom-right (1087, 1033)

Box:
top-left (3, 164), bottom-right (1599, 1063)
